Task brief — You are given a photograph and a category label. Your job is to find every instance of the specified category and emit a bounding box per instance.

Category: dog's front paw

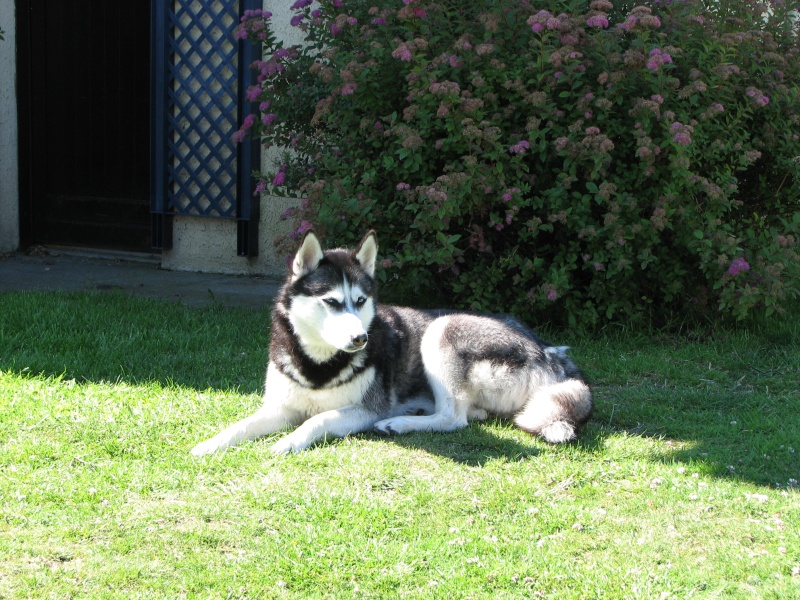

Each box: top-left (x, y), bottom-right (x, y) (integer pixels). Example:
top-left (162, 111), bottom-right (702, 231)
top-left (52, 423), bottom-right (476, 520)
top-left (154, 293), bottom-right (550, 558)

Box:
top-left (190, 436), bottom-right (228, 456)
top-left (270, 432), bottom-right (311, 455)
top-left (373, 417), bottom-right (405, 436)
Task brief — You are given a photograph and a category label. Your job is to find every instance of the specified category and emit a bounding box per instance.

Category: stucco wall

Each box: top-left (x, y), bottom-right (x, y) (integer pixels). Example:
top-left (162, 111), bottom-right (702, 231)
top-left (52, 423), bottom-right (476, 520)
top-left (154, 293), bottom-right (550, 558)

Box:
top-left (162, 0), bottom-right (304, 276)
top-left (0, 3), bottom-right (19, 253)
top-left (161, 194), bottom-right (295, 276)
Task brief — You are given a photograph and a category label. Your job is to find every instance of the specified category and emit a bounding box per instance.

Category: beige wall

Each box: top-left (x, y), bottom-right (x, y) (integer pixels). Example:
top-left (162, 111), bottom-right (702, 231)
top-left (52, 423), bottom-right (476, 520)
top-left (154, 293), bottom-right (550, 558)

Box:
top-left (0, 2), bottom-right (19, 253)
top-left (161, 194), bottom-right (295, 276)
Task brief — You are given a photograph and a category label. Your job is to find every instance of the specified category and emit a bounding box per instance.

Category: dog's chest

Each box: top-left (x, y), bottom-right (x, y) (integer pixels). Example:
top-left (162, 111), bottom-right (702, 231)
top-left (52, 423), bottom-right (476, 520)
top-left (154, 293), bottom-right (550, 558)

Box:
top-left (272, 339), bottom-right (374, 388)
top-left (267, 361), bottom-right (377, 417)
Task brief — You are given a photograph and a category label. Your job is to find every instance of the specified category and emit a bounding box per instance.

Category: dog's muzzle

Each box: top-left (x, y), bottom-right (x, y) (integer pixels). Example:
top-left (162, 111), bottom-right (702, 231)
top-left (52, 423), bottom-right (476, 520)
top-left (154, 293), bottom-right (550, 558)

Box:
top-left (347, 333), bottom-right (368, 351)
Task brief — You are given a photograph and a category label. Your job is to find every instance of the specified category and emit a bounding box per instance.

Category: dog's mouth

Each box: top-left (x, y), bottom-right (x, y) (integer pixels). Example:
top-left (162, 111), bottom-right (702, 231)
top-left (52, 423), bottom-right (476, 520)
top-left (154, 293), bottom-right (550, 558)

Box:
top-left (344, 336), bottom-right (368, 352)
top-left (343, 343), bottom-right (367, 353)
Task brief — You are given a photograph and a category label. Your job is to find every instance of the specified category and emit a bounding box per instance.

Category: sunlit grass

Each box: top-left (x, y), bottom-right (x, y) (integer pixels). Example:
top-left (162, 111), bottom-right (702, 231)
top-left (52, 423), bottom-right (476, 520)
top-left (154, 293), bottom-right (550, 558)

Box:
top-left (1, 291), bottom-right (798, 598)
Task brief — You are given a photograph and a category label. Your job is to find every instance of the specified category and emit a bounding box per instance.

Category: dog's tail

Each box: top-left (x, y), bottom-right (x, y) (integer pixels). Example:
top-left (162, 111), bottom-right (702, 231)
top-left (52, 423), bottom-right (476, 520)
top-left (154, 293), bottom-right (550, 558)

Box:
top-left (514, 379), bottom-right (593, 443)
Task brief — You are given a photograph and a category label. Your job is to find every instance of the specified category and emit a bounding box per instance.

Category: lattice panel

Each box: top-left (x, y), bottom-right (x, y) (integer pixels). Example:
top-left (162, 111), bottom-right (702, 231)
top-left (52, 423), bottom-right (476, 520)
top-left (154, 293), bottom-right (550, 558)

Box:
top-left (167, 0), bottom-right (239, 217)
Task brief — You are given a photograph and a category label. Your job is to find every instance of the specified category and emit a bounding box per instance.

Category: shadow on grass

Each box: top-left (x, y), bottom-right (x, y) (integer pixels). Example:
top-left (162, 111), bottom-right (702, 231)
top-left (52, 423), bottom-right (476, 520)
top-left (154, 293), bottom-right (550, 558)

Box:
top-left (365, 405), bottom-right (798, 489)
top-left (0, 290), bottom-right (271, 394)
top-left (375, 420), bottom-right (542, 467)
top-left (584, 390), bottom-right (799, 489)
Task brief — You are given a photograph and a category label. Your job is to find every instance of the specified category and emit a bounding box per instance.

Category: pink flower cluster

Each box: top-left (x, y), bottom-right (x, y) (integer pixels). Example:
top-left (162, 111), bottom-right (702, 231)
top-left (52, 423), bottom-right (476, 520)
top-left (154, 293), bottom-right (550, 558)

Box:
top-left (554, 136), bottom-right (570, 152)
top-left (399, 0), bottom-right (427, 19)
top-left (618, 7), bottom-right (662, 31)
top-left (245, 85), bottom-right (261, 102)
top-left (618, 15), bottom-right (638, 31)
top-left (272, 163), bottom-right (288, 187)
top-left (292, 220), bottom-right (313, 239)
top-left (231, 113), bottom-right (256, 144)
top-left (235, 9), bottom-right (272, 40)
top-left (501, 187), bottom-right (521, 203)
top-left (646, 48), bottom-right (673, 72)
top-left (728, 258), bottom-right (750, 276)
top-left (527, 10), bottom-right (562, 33)
top-left (429, 81), bottom-right (461, 95)
top-left (746, 87), bottom-right (770, 107)
top-left (341, 82), bottom-right (357, 96)
top-left (540, 283), bottom-right (559, 302)
top-left (670, 121), bottom-right (693, 146)
top-left (253, 48), bottom-right (297, 83)
top-left (586, 14), bottom-right (609, 28)
top-left (509, 140), bottom-right (530, 155)
top-left (392, 43), bottom-right (412, 62)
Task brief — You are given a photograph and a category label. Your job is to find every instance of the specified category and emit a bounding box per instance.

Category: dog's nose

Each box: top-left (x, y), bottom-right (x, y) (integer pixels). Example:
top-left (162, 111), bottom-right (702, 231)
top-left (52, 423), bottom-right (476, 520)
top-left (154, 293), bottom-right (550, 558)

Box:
top-left (351, 333), bottom-right (368, 348)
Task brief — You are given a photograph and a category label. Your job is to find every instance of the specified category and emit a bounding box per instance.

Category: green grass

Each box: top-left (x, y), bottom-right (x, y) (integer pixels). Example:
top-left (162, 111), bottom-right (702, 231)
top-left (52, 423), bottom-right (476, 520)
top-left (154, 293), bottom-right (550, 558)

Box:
top-left (1, 291), bottom-right (798, 599)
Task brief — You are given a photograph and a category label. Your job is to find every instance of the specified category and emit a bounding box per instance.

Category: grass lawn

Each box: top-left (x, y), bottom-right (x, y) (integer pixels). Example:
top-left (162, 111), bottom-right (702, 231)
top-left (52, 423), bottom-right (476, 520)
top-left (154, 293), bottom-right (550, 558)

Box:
top-left (1, 291), bottom-right (798, 599)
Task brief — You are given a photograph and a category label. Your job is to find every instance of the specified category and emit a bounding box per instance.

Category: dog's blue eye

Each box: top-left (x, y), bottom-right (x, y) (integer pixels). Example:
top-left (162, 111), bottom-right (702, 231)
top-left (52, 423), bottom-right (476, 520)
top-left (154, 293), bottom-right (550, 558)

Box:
top-left (323, 298), bottom-right (343, 309)
top-left (355, 296), bottom-right (367, 307)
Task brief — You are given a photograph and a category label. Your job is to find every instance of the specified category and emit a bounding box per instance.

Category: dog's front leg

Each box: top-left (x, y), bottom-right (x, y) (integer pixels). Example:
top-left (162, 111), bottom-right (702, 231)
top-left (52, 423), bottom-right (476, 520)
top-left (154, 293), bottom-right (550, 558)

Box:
top-left (190, 403), bottom-right (298, 456)
top-left (270, 405), bottom-right (380, 454)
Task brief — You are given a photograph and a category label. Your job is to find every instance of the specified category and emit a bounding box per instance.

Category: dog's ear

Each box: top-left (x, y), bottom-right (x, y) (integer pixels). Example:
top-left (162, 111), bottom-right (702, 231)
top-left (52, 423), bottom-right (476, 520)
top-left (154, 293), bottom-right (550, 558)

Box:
top-left (355, 230), bottom-right (378, 277)
top-left (292, 231), bottom-right (324, 280)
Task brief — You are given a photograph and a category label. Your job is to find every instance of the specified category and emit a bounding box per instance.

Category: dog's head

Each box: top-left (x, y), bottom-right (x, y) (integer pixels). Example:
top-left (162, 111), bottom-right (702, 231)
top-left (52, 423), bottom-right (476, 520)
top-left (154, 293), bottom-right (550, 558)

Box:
top-left (285, 231), bottom-right (378, 359)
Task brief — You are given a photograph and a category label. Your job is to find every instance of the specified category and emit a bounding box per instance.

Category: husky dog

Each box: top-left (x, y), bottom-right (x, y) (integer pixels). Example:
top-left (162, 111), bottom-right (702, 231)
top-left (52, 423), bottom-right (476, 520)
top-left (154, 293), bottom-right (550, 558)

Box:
top-left (191, 231), bottom-right (592, 455)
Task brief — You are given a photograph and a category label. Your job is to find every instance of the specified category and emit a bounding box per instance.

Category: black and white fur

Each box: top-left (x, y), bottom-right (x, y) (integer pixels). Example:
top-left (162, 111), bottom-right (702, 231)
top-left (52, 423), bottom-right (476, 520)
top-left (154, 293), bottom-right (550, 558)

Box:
top-left (191, 231), bottom-right (593, 455)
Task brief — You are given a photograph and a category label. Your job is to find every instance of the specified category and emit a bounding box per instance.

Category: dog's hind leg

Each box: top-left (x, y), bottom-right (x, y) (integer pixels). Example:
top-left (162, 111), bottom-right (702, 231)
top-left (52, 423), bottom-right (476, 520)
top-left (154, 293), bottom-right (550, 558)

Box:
top-left (468, 407), bottom-right (489, 421)
top-left (514, 379), bottom-right (593, 443)
top-left (374, 317), bottom-right (471, 435)
top-left (384, 397), bottom-right (435, 418)
top-left (373, 389), bottom-right (468, 435)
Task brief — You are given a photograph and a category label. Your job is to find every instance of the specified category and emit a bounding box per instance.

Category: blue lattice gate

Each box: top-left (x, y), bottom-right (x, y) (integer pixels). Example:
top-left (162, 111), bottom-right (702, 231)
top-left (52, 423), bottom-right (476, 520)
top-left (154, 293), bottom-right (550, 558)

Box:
top-left (151, 0), bottom-right (260, 255)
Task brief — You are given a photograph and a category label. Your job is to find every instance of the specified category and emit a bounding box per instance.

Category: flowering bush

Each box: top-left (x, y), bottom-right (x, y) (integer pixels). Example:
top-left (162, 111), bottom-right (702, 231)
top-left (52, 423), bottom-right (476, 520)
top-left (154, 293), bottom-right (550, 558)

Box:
top-left (236, 0), bottom-right (800, 325)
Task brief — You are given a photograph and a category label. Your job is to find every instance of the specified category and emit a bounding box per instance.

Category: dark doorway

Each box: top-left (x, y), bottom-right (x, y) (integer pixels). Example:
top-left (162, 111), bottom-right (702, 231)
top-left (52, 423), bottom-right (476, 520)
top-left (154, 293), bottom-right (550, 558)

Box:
top-left (18, 0), bottom-right (152, 252)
